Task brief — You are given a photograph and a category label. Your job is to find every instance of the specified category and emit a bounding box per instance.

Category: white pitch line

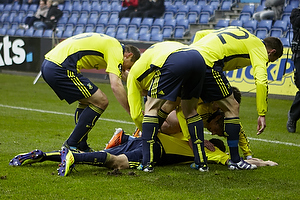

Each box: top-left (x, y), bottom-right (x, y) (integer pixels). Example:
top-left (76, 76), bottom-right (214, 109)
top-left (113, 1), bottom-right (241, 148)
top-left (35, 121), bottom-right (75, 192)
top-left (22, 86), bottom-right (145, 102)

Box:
top-left (1, 104), bottom-right (299, 147)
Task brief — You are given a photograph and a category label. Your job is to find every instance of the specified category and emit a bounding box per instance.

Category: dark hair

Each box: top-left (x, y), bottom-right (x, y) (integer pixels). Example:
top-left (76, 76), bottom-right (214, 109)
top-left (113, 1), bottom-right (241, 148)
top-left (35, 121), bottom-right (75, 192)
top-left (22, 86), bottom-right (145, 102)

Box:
top-left (263, 37), bottom-right (283, 58)
top-left (209, 138), bottom-right (226, 152)
top-left (124, 45), bottom-right (141, 63)
top-left (231, 86), bottom-right (241, 104)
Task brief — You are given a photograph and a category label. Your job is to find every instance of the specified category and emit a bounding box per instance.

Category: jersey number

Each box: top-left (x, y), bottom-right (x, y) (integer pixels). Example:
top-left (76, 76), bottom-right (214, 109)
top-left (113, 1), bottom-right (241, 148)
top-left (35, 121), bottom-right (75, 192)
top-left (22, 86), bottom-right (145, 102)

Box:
top-left (215, 27), bottom-right (249, 44)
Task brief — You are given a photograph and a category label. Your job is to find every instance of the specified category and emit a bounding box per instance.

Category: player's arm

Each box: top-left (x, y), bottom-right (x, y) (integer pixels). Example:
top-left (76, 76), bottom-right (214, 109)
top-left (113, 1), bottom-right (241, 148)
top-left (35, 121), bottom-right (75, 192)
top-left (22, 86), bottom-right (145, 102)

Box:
top-left (127, 74), bottom-right (144, 131)
top-left (109, 73), bottom-right (130, 115)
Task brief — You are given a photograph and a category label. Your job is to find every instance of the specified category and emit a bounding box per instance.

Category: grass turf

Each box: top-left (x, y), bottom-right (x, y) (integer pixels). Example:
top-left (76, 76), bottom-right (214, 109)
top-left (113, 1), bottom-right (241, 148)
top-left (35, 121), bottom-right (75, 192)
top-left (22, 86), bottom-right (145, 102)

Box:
top-left (0, 73), bottom-right (300, 199)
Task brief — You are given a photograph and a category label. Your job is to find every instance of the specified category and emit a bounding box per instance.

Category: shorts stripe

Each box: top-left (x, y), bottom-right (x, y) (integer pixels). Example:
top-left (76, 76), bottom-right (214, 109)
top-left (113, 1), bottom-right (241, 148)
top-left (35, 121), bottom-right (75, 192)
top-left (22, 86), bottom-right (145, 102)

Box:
top-left (67, 70), bottom-right (91, 98)
top-left (212, 69), bottom-right (229, 97)
top-left (150, 71), bottom-right (161, 98)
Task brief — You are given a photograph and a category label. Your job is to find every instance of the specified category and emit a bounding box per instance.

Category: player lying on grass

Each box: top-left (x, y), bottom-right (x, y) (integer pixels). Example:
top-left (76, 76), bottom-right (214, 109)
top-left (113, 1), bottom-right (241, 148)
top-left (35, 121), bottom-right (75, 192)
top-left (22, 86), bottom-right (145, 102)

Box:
top-left (9, 128), bottom-right (277, 177)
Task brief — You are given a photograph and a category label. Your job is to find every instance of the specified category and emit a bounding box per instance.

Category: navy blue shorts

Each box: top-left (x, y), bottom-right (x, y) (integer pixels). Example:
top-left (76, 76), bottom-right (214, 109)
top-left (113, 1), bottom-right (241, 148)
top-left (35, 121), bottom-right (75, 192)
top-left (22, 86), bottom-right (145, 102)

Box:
top-left (41, 60), bottom-right (98, 104)
top-left (200, 66), bottom-right (232, 103)
top-left (104, 138), bottom-right (163, 168)
top-left (148, 50), bottom-right (206, 101)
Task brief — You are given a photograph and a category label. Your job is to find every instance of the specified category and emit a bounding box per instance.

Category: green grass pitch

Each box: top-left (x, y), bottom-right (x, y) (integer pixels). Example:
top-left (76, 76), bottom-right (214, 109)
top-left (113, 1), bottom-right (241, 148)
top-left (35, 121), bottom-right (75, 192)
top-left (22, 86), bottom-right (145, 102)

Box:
top-left (0, 73), bottom-right (300, 199)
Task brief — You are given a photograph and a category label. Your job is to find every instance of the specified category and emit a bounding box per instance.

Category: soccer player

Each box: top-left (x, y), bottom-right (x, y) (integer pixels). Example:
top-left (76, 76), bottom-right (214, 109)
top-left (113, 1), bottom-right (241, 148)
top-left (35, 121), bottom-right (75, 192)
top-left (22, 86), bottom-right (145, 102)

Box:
top-left (9, 129), bottom-right (278, 177)
top-left (127, 41), bottom-right (208, 172)
top-left (41, 32), bottom-right (140, 152)
top-left (190, 26), bottom-right (283, 169)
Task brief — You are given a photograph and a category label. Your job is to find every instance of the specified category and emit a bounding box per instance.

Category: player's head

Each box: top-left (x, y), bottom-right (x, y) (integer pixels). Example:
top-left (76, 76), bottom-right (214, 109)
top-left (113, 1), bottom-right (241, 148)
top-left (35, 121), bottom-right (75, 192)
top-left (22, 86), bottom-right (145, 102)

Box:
top-left (263, 37), bottom-right (283, 62)
top-left (209, 138), bottom-right (226, 152)
top-left (207, 86), bottom-right (241, 137)
top-left (122, 45), bottom-right (141, 70)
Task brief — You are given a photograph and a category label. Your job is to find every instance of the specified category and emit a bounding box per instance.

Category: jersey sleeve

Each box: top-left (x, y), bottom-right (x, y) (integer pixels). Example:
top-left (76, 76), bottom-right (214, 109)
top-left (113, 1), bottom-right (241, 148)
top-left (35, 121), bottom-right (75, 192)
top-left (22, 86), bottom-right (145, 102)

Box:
top-left (205, 147), bottom-right (229, 165)
top-left (105, 42), bottom-right (124, 78)
top-left (248, 43), bottom-right (269, 116)
top-left (192, 29), bottom-right (215, 44)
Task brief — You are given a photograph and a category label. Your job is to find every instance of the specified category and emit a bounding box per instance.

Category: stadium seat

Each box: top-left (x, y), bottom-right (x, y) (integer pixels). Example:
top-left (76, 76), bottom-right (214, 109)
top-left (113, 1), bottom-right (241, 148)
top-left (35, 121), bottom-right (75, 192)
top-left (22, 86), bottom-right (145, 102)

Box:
top-left (77, 16), bottom-right (88, 25)
top-left (176, 19), bottom-right (189, 30)
top-left (127, 25), bottom-right (138, 35)
top-left (280, 37), bottom-right (290, 47)
top-left (288, 0), bottom-right (299, 8)
top-left (82, 1), bottom-right (91, 12)
top-left (28, 4), bottom-right (38, 12)
top-left (105, 25), bottom-right (116, 37)
top-left (197, 0), bottom-right (206, 6)
top-left (201, 5), bottom-right (215, 15)
top-left (95, 24), bottom-right (105, 33)
top-left (152, 18), bottom-right (164, 30)
top-left (130, 17), bottom-right (142, 28)
top-left (108, 17), bottom-right (119, 26)
top-left (85, 24), bottom-right (95, 32)
top-left (208, 0), bottom-right (220, 10)
top-left (91, 2), bottom-right (101, 12)
top-left (101, 4), bottom-right (112, 13)
top-left (13, 12), bottom-right (26, 24)
top-left (162, 26), bottom-right (173, 38)
top-left (119, 17), bottom-right (131, 26)
top-left (98, 13), bottom-right (109, 26)
top-left (199, 13), bottom-right (210, 24)
top-left (141, 18), bottom-right (154, 28)
top-left (239, 13), bottom-right (251, 23)
top-left (165, 5), bottom-right (177, 15)
top-left (127, 32), bottom-right (139, 40)
top-left (150, 26), bottom-right (161, 36)
top-left (24, 27), bottom-right (35, 37)
top-left (272, 20), bottom-right (288, 32)
top-left (189, 5), bottom-right (202, 16)
top-left (72, 1), bottom-right (82, 12)
top-left (33, 29), bottom-right (43, 38)
top-left (255, 5), bottom-right (265, 13)
top-left (19, 4), bottom-right (29, 13)
top-left (87, 14), bottom-right (99, 26)
top-left (15, 29), bottom-right (25, 37)
top-left (0, 28), bottom-right (6, 35)
top-left (187, 12), bottom-right (198, 24)
top-left (162, 12), bottom-right (174, 21)
top-left (230, 19), bottom-right (243, 27)
top-left (150, 33), bottom-right (163, 42)
top-left (269, 29), bottom-right (283, 38)
top-left (220, 0), bottom-right (232, 11)
top-left (43, 29), bottom-right (53, 38)
top-left (283, 5), bottom-right (296, 14)
top-left (164, 18), bottom-right (176, 30)
top-left (11, 2), bottom-right (20, 12)
top-left (73, 24), bottom-right (85, 35)
top-left (173, 27), bottom-right (185, 38)
top-left (257, 20), bottom-right (272, 31)
top-left (185, 0), bottom-right (196, 7)
top-left (116, 25), bottom-right (127, 35)
top-left (112, 4), bottom-right (122, 13)
top-left (243, 20), bottom-right (257, 33)
top-left (116, 32), bottom-right (127, 40)
top-left (255, 28), bottom-right (268, 39)
top-left (215, 19), bottom-right (229, 29)
top-left (139, 33), bottom-right (151, 41)
top-left (240, 4), bottom-right (255, 16)
top-left (138, 25), bottom-right (149, 35)
top-left (177, 5), bottom-right (190, 15)
top-left (4, 3), bottom-right (12, 12)
top-left (175, 13), bottom-right (186, 22)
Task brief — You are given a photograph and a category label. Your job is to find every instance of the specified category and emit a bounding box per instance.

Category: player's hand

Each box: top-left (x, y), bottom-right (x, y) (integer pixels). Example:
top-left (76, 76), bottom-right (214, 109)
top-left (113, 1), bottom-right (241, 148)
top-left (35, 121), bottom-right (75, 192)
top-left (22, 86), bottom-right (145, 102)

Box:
top-left (204, 140), bottom-right (215, 152)
top-left (257, 115), bottom-right (266, 135)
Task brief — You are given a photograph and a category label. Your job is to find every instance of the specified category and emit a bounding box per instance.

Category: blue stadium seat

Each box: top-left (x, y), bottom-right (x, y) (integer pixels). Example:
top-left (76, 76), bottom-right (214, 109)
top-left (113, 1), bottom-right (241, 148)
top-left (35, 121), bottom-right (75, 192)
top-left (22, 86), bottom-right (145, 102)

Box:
top-left (197, 0), bottom-right (206, 6)
top-left (24, 27), bottom-right (35, 37)
top-left (11, 2), bottom-right (20, 12)
top-left (108, 17), bottom-right (119, 26)
top-left (189, 5), bottom-right (202, 16)
top-left (185, 0), bottom-right (196, 6)
top-left (141, 18), bottom-right (154, 28)
top-left (152, 18), bottom-right (164, 30)
top-left (220, 0), bottom-right (232, 11)
top-left (177, 5), bottom-right (190, 15)
top-left (105, 25), bottom-right (116, 37)
top-left (82, 1), bottom-right (91, 12)
top-left (243, 20), bottom-right (257, 33)
top-left (77, 16), bottom-right (88, 25)
top-left (176, 19), bottom-right (189, 30)
top-left (280, 37), bottom-right (290, 47)
top-left (288, 0), bottom-right (299, 8)
top-left (5, 12), bottom-right (18, 24)
top-left (165, 5), bottom-right (177, 15)
top-left (150, 33), bottom-right (163, 42)
top-left (150, 26), bottom-right (161, 36)
top-left (0, 28), bottom-right (6, 35)
top-left (215, 19), bottom-right (229, 29)
top-left (13, 12), bottom-right (26, 24)
top-left (127, 25), bottom-right (138, 35)
top-left (116, 32), bottom-right (127, 40)
top-left (43, 29), bottom-right (53, 38)
top-left (116, 25), bottom-right (127, 35)
top-left (240, 4), bottom-right (255, 16)
top-left (208, 0), bottom-right (220, 10)
top-left (33, 29), bottom-right (43, 38)
top-left (15, 29), bottom-right (25, 37)
top-left (119, 17), bottom-right (131, 26)
top-left (283, 5), bottom-right (296, 14)
top-left (187, 12), bottom-right (198, 24)
top-left (239, 13), bottom-right (251, 23)
top-left (173, 26), bottom-right (185, 38)
top-left (255, 28), bottom-right (268, 39)
top-left (162, 12), bottom-right (174, 21)
top-left (139, 33), bottom-right (151, 41)
top-left (257, 20), bottom-right (272, 31)
top-left (127, 32), bottom-right (138, 40)
top-left (199, 12), bottom-right (210, 24)
top-left (272, 20), bottom-right (288, 32)
top-left (73, 24), bottom-right (85, 35)
top-left (175, 13), bottom-right (186, 22)
top-left (230, 19), bottom-right (243, 27)
top-left (4, 4), bottom-right (12, 12)
top-left (95, 24), bottom-right (105, 33)
top-left (269, 29), bottom-right (283, 38)
top-left (87, 13), bottom-right (99, 26)
top-left (91, 2), bottom-right (101, 12)
top-left (19, 4), bottom-right (29, 13)
top-left (112, 4), bottom-right (122, 12)
top-left (130, 17), bottom-right (142, 28)
top-left (101, 4), bottom-right (112, 13)
top-left (138, 25), bottom-right (149, 35)
top-left (164, 18), bottom-right (176, 30)
top-left (201, 5), bottom-right (215, 16)
top-left (162, 26), bottom-right (173, 38)
top-left (85, 24), bottom-right (95, 32)
top-left (255, 5), bottom-right (265, 13)
top-left (28, 4), bottom-right (38, 13)
top-left (98, 13), bottom-right (109, 26)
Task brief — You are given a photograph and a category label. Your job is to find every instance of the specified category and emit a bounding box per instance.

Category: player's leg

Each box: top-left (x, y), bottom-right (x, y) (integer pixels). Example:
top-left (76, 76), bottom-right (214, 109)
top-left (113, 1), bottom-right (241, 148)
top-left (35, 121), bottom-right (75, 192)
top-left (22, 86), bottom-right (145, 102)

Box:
top-left (64, 88), bottom-right (108, 152)
top-left (141, 97), bottom-right (166, 171)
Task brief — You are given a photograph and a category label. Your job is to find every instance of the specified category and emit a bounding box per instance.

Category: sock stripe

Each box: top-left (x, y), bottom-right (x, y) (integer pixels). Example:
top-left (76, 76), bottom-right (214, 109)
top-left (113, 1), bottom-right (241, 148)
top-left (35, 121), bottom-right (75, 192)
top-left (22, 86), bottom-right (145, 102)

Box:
top-left (89, 104), bottom-right (104, 115)
top-left (187, 114), bottom-right (202, 124)
top-left (224, 118), bottom-right (240, 124)
top-left (158, 109), bottom-right (168, 119)
top-left (143, 116), bottom-right (159, 124)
